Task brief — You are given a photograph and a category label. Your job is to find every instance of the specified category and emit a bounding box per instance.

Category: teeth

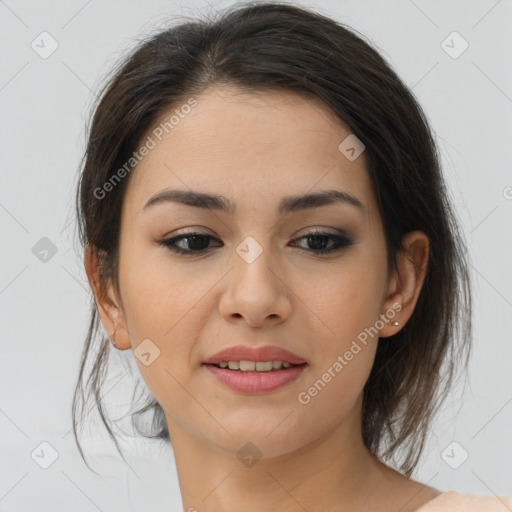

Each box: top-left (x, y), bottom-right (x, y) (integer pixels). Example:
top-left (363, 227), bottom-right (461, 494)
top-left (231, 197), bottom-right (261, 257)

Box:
top-left (256, 361), bottom-right (273, 371)
top-left (216, 360), bottom-right (297, 371)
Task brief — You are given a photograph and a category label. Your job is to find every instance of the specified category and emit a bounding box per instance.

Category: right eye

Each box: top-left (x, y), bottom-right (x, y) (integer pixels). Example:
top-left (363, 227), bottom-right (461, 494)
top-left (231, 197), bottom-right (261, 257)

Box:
top-left (159, 232), bottom-right (222, 256)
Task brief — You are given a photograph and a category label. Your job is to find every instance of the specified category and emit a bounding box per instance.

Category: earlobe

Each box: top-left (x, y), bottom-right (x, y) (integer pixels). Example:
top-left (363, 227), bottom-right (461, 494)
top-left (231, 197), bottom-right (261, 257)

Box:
top-left (378, 231), bottom-right (430, 338)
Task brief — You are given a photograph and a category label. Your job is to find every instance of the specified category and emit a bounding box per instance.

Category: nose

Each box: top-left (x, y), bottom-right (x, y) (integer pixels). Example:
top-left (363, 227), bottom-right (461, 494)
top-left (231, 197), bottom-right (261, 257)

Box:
top-left (219, 241), bottom-right (292, 328)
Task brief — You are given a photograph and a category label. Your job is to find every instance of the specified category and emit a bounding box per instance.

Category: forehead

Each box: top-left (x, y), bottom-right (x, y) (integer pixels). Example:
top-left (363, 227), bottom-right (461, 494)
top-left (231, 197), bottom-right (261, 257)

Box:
top-left (123, 84), bottom-right (375, 219)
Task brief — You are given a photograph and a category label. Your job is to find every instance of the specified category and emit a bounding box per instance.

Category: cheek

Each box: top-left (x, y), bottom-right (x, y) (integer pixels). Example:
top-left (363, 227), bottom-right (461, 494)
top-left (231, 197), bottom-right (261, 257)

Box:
top-left (117, 244), bottom-right (220, 411)
top-left (295, 271), bottom-right (383, 428)
top-left (294, 341), bottom-right (377, 444)
top-left (308, 254), bottom-right (387, 349)
top-left (119, 235), bottom-right (206, 339)
top-left (298, 248), bottom-right (386, 411)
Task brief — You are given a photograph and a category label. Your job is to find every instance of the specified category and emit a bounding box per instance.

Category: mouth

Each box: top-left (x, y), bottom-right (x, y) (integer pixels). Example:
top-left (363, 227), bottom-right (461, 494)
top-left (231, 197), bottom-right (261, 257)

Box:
top-left (202, 361), bottom-right (308, 394)
top-left (204, 360), bottom-right (307, 372)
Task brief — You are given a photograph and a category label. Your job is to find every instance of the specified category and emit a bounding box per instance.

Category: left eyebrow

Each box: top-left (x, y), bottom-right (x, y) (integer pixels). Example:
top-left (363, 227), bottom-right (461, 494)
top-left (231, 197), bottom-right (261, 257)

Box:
top-left (143, 188), bottom-right (365, 215)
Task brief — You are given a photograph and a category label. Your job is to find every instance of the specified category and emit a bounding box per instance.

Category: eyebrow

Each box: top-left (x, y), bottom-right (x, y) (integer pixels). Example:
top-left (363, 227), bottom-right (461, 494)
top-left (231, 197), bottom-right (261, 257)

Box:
top-left (143, 188), bottom-right (364, 215)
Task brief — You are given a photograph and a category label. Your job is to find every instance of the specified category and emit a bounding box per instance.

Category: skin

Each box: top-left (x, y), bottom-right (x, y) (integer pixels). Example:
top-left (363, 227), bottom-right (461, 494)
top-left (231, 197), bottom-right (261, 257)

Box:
top-left (85, 84), bottom-right (438, 511)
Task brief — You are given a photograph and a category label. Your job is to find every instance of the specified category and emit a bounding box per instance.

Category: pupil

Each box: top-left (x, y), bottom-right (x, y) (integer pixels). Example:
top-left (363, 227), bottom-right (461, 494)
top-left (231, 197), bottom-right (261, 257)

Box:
top-left (189, 235), bottom-right (209, 250)
top-left (308, 234), bottom-right (327, 250)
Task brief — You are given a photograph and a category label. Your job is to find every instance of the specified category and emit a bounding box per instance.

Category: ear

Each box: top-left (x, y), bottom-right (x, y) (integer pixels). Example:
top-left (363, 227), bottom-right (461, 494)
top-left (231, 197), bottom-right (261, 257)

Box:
top-left (83, 243), bottom-right (132, 350)
top-left (378, 230), bottom-right (430, 338)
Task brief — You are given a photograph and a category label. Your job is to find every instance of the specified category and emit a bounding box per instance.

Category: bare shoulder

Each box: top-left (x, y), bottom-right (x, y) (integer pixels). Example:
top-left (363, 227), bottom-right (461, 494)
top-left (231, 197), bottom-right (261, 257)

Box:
top-left (371, 460), bottom-right (512, 511)
top-left (372, 462), bottom-right (442, 512)
top-left (390, 479), bottom-right (442, 512)
top-left (414, 490), bottom-right (512, 511)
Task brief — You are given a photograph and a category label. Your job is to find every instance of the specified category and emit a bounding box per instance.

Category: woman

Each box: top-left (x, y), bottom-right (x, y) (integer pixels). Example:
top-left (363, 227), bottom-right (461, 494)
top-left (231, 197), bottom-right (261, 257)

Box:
top-left (73, 2), bottom-right (512, 510)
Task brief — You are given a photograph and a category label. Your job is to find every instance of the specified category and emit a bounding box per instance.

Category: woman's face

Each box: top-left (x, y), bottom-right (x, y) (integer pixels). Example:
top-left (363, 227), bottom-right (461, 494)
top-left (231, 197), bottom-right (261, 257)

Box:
top-left (104, 84), bottom-right (403, 457)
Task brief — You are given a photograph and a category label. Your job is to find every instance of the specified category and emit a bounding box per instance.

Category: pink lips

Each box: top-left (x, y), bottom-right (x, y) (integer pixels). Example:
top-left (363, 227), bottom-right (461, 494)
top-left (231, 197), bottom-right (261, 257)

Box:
top-left (202, 344), bottom-right (307, 365)
top-left (202, 344), bottom-right (308, 394)
top-left (204, 363), bottom-right (307, 394)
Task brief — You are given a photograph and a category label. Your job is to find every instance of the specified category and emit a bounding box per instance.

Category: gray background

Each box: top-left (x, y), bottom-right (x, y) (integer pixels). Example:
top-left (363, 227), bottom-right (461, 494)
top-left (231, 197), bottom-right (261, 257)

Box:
top-left (1, 0), bottom-right (511, 510)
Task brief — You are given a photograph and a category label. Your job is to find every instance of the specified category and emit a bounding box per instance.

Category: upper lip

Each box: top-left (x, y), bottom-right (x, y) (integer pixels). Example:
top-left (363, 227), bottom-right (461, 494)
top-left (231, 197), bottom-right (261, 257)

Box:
top-left (203, 344), bottom-right (307, 365)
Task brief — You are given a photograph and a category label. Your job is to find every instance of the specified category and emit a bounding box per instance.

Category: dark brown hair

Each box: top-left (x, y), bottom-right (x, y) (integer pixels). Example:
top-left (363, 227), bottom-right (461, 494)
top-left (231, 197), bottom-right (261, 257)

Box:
top-left (73, 1), bottom-right (472, 477)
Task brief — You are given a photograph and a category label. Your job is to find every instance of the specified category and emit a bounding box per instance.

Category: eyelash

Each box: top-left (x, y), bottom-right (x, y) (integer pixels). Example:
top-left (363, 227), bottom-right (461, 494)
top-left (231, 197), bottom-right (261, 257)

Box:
top-left (159, 230), bottom-right (355, 257)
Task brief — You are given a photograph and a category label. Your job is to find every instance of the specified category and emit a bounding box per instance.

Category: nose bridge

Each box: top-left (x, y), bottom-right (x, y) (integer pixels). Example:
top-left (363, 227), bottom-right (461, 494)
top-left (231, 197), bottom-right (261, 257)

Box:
top-left (232, 234), bottom-right (280, 293)
top-left (219, 233), bottom-right (292, 325)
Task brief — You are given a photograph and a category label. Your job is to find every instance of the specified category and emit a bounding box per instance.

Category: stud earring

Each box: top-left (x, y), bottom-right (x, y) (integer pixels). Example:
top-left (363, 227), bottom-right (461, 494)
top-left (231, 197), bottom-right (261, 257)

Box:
top-left (392, 303), bottom-right (402, 326)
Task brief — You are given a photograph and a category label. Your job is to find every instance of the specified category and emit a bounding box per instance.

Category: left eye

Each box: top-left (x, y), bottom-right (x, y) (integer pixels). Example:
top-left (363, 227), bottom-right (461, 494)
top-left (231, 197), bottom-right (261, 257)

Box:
top-left (159, 230), bottom-right (354, 257)
top-left (291, 230), bottom-right (354, 254)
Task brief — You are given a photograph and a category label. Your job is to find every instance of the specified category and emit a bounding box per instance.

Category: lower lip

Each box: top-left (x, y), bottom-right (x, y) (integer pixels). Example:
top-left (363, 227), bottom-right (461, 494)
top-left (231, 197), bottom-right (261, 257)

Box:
top-left (203, 363), bottom-right (307, 394)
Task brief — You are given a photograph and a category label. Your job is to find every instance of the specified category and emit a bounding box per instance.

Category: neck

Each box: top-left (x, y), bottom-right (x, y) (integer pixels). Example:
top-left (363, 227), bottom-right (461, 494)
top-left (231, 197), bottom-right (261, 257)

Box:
top-left (166, 397), bottom-right (390, 512)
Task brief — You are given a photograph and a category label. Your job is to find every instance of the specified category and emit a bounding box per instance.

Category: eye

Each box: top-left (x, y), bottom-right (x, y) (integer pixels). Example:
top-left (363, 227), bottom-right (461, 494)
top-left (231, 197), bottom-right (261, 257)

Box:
top-left (159, 232), bottom-right (222, 256)
top-left (158, 229), bottom-right (355, 257)
top-left (290, 229), bottom-right (355, 255)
